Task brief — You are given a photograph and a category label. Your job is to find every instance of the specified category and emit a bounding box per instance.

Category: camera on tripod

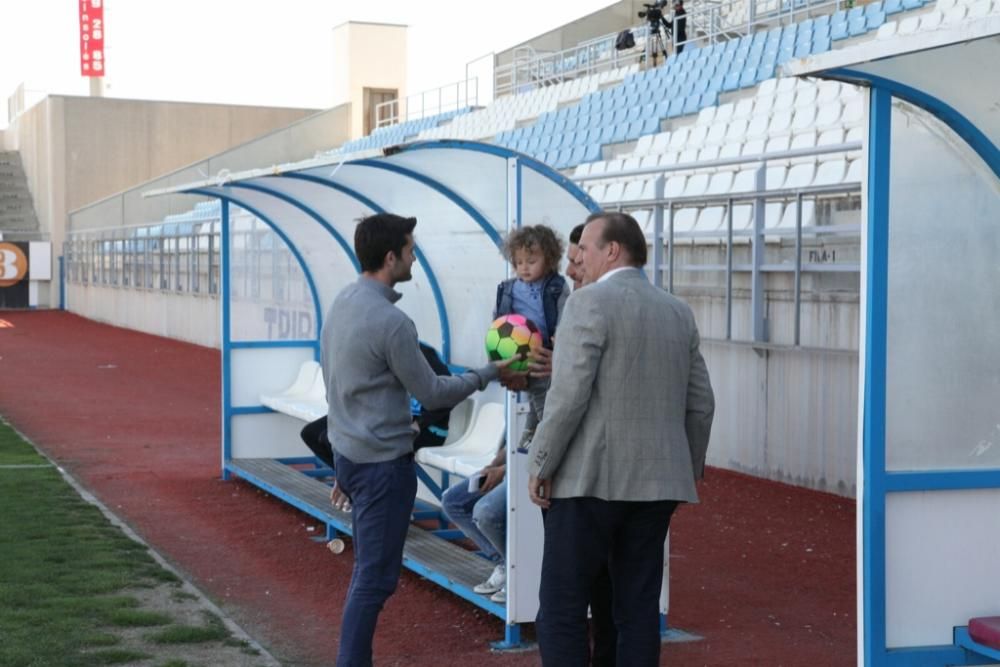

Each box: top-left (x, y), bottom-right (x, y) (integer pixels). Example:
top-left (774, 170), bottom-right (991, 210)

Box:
top-left (638, 0), bottom-right (669, 25)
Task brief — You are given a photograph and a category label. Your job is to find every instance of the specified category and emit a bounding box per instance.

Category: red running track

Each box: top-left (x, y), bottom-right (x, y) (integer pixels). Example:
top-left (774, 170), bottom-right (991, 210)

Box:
top-left (0, 311), bottom-right (856, 666)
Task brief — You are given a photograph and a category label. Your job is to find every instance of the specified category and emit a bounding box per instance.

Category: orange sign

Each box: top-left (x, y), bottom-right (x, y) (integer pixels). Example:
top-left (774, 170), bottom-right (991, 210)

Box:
top-left (0, 242), bottom-right (29, 287)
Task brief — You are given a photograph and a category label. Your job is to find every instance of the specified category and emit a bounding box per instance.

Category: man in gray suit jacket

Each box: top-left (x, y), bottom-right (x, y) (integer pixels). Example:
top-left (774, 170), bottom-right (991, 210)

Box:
top-left (528, 211), bottom-right (715, 666)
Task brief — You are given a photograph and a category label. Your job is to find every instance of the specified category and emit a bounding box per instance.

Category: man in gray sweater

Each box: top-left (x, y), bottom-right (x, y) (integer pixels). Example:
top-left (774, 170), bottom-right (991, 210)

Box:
top-left (322, 213), bottom-right (505, 667)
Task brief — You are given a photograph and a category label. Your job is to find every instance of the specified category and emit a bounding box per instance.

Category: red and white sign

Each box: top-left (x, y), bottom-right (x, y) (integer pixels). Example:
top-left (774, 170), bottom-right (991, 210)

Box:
top-left (79, 0), bottom-right (105, 77)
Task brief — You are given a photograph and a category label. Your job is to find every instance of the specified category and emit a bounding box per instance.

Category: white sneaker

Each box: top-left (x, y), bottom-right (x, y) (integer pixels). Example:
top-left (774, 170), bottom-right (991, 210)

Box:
top-left (490, 587), bottom-right (506, 603)
top-left (473, 564), bottom-right (506, 595)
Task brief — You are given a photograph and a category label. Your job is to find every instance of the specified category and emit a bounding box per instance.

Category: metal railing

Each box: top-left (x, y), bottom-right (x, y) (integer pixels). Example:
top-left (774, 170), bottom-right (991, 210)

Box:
top-left (576, 142), bottom-right (862, 347)
top-left (374, 78), bottom-right (479, 129)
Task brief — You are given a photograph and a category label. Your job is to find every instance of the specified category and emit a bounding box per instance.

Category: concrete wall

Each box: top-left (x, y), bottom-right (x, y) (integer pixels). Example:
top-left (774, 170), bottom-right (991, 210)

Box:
top-left (332, 22), bottom-right (408, 139)
top-left (67, 283), bottom-right (220, 348)
top-left (4, 96), bottom-right (320, 305)
top-left (67, 103), bottom-right (352, 235)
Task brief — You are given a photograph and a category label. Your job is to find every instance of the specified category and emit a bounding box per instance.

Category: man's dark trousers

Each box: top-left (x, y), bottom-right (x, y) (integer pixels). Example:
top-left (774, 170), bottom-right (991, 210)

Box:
top-left (333, 451), bottom-right (417, 667)
top-left (537, 497), bottom-right (678, 666)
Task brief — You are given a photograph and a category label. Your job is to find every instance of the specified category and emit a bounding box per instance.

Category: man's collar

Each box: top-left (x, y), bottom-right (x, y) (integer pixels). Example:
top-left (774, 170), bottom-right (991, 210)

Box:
top-left (359, 275), bottom-right (402, 303)
top-left (596, 266), bottom-right (643, 283)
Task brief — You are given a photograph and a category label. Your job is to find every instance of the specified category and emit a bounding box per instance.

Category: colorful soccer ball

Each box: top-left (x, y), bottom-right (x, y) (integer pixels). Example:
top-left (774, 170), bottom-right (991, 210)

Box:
top-left (485, 314), bottom-right (543, 372)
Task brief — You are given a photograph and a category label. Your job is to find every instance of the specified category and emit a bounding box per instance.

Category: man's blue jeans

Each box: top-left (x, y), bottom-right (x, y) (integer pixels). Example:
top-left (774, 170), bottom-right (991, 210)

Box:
top-left (441, 478), bottom-right (507, 564)
top-left (333, 451), bottom-right (417, 667)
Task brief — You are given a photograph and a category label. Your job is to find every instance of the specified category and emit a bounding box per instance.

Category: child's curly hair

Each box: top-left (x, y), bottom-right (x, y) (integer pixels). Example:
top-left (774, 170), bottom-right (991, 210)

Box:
top-left (502, 225), bottom-right (565, 275)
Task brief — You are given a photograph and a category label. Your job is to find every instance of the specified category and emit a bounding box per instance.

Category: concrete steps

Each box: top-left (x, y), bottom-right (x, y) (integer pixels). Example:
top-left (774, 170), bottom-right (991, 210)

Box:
top-left (0, 151), bottom-right (40, 233)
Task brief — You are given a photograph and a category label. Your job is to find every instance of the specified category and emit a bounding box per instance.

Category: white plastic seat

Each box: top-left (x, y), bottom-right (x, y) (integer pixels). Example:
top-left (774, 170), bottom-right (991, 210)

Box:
top-left (921, 10), bottom-right (944, 29)
top-left (778, 199), bottom-right (816, 229)
top-left (664, 175), bottom-right (687, 198)
top-left (758, 78), bottom-right (779, 97)
top-left (588, 184), bottom-right (607, 201)
top-left (877, 22), bottom-right (898, 39)
top-left (754, 94), bottom-right (775, 115)
top-left (725, 118), bottom-right (750, 143)
top-left (817, 81), bottom-right (843, 104)
top-left (698, 145), bottom-right (721, 163)
top-left (769, 110), bottom-right (793, 135)
top-left (843, 99), bottom-right (864, 127)
top-left (719, 142), bottom-right (742, 159)
top-left (846, 126), bottom-right (865, 144)
top-left (774, 91), bottom-right (796, 111)
top-left (898, 15), bottom-right (921, 34)
top-left (658, 152), bottom-right (680, 167)
top-left (696, 206), bottom-right (727, 234)
top-left (622, 156), bottom-right (642, 174)
top-left (937, 0), bottom-right (958, 12)
top-left (639, 155), bottom-right (660, 169)
top-left (705, 122), bottom-right (729, 145)
top-left (943, 5), bottom-right (968, 23)
top-left (967, 0), bottom-right (992, 18)
top-left (671, 208), bottom-right (699, 235)
top-left (732, 168), bottom-right (759, 192)
top-left (795, 85), bottom-right (818, 109)
top-left (688, 125), bottom-right (710, 147)
top-left (677, 147), bottom-right (698, 164)
top-left (813, 159), bottom-right (848, 185)
top-left (707, 170), bottom-right (735, 195)
top-left (683, 173), bottom-right (710, 197)
top-left (259, 361), bottom-right (328, 422)
top-left (765, 134), bottom-right (791, 154)
top-left (602, 182), bottom-right (626, 203)
top-left (766, 165), bottom-right (787, 190)
top-left (791, 106), bottom-right (818, 132)
top-left (763, 202), bottom-right (785, 230)
top-left (668, 128), bottom-right (690, 151)
top-left (776, 77), bottom-right (799, 94)
top-left (416, 402), bottom-right (506, 473)
top-left (649, 131), bottom-right (672, 154)
top-left (733, 98), bottom-right (756, 120)
top-left (631, 208), bottom-right (653, 231)
top-left (732, 204), bottom-right (754, 234)
top-left (714, 102), bottom-right (736, 123)
top-left (845, 158), bottom-right (864, 182)
top-left (639, 178), bottom-right (658, 200)
top-left (746, 115), bottom-right (771, 139)
top-left (574, 163), bottom-right (592, 178)
top-left (634, 134), bottom-right (657, 156)
top-left (696, 106), bottom-right (717, 126)
top-left (622, 179), bottom-right (646, 201)
top-left (785, 162), bottom-right (817, 189)
top-left (742, 137), bottom-right (766, 156)
top-left (815, 101), bottom-right (843, 129)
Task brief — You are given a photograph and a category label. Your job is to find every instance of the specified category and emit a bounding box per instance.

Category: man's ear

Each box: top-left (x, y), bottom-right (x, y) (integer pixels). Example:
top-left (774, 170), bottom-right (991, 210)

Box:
top-left (383, 249), bottom-right (396, 271)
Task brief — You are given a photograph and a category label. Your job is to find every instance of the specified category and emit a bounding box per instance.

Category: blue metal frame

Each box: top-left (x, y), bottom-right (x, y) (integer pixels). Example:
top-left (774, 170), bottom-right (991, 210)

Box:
top-left (220, 199), bottom-right (233, 480)
top-left (825, 74), bottom-right (1000, 665)
top-left (228, 181), bottom-right (362, 273)
top-left (826, 68), bottom-right (1000, 180)
top-left (399, 140), bottom-right (602, 214)
top-left (863, 85), bottom-right (892, 667)
top-left (350, 158), bottom-right (505, 248)
top-left (273, 172), bottom-right (453, 362)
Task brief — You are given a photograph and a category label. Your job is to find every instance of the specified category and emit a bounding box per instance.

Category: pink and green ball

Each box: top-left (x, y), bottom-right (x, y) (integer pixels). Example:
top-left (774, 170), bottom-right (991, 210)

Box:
top-left (485, 314), bottom-right (543, 372)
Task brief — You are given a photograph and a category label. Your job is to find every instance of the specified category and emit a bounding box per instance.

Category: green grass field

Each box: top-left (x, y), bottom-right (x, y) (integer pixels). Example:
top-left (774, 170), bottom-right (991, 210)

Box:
top-left (0, 422), bottom-right (261, 667)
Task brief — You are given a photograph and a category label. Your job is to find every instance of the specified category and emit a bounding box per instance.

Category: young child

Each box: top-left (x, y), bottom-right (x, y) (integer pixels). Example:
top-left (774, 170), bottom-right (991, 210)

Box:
top-left (494, 224), bottom-right (568, 451)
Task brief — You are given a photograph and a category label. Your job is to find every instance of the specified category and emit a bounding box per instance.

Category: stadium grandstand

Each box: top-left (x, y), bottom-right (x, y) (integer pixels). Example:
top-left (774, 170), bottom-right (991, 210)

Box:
top-left (4, 0), bottom-right (999, 663)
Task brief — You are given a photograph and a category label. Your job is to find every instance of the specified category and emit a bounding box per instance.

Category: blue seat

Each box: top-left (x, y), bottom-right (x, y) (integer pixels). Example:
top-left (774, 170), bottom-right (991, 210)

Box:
top-left (638, 89), bottom-right (654, 106)
top-left (706, 75), bottom-right (725, 95)
top-left (611, 108), bottom-right (628, 125)
top-left (584, 127), bottom-right (602, 144)
top-left (737, 66), bottom-right (756, 87)
top-left (692, 78), bottom-right (710, 96)
top-left (666, 97), bottom-right (685, 117)
top-left (682, 94), bottom-right (701, 115)
top-left (847, 6), bottom-right (865, 19)
top-left (555, 148), bottom-right (572, 168)
top-left (654, 100), bottom-right (672, 118)
top-left (813, 25), bottom-right (831, 41)
top-left (848, 16), bottom-right (868, 36)
top-left (534, 135), bottom-right (550, 152)
top-left (831, 20), bottom-right (850, 40)
top-left (568, 146), bottom-right (586, 166)
top-left (814, 14), bottom-right (831, 27)
top-left (600, 110), bottom-right (615, 127)
top-left (624, 120), bottom-right (644, 141)
top-left (598, 125), bottom-right (615, 145)
top-left (640, 117), bottom-right (660, 135)
top-left (812, 36), bottom-right (832, 54)
top-left (757, 61), bottom-right (776, 81)
top-left (722, 71), bottom-right (741, 92)
top-left (698, 91), bottom-right (718, 108)
top-left (866, 11), bottom-right (886, 29)
top-left (883, 0), bottom-right (904, 13)
top-left (553, 118), bottom-right (567, 134)
top-left (581, 143), bottom-right (602, 163)
top-left (751, 31), bottom-right (768, 45)
top-left (793, 42), bottom-right (812, 57)
top-left (625, 106), bottom-right (642, 123)
top-left (865, 1), bottom-right (885, 17)
top-left (796, 29), bottom-right (814, 45)
top-left (778, 44), bottom-right (795, 61)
